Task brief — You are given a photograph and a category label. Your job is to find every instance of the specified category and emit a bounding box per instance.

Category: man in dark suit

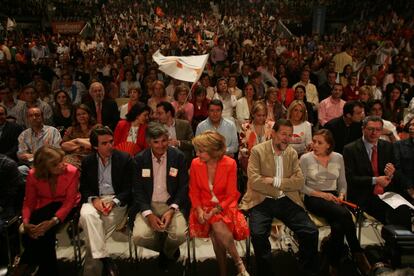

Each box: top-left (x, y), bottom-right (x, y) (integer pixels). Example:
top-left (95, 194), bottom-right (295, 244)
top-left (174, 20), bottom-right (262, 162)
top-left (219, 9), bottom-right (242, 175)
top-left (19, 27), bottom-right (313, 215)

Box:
top-left (318, 71), bottom-right (337, 102)
top-left (237, 64), bottom-right (250, 90)
top-left (0, 154), bottom-right (23, 230)
top-left (0, 104), bottom-right (23, 161)
top-left (85, 82), bottom-right (119, 130)
top-left (156, 101), bottom-right (194, 165)
top-left (394, 117), bottom-right (414, 203)
top-left (343, 116), bottom-right (412, 229)
top-left (324, 100), bottom-right (364, 153)
top-left (131, 122), bottom-right (188, 270)
top-left (79, 126), bottom-right (136, 276)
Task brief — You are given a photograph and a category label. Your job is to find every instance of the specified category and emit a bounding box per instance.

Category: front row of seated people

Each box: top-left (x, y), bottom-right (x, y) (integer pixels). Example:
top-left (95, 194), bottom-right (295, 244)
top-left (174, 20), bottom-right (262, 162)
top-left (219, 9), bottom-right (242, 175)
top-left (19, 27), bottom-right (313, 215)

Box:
top-left (15, 116), bottom-right (414, 276)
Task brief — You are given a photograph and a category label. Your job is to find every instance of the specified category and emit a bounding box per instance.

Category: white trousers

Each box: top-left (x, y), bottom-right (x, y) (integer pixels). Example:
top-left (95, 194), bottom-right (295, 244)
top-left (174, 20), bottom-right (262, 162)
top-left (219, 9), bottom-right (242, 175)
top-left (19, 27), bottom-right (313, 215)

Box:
top-left (79, 200), bottom-right (127, 259)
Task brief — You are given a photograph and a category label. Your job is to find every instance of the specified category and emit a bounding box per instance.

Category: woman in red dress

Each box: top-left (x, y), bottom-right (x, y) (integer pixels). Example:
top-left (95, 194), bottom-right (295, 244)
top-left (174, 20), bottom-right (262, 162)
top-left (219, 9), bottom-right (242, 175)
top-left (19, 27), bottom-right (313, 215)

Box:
top-left (189, 131), bottom-right (250, 276)
top-left (113, 102), bottom-right (150, 155)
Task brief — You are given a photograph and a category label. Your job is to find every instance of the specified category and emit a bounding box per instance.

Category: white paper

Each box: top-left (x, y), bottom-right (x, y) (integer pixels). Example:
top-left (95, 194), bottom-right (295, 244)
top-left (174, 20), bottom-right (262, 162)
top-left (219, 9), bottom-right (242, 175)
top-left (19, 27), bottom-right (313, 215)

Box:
top-left (378, 192), bottom-right (414, 210)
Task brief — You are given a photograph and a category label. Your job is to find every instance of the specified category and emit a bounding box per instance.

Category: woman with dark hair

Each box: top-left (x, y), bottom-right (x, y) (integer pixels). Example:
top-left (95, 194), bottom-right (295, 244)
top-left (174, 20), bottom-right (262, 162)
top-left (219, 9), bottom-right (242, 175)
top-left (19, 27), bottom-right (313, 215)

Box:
top-left (120, 69), bottom-right (141, 98)
top-left (52, 90), bottom-right (73, 132)
top-left (294, 85), bottom-right (316, 126)
top-left (277, 76), bottom-right (295, 109)
top-left (382, 84), bottom-right (404, 125)
top-left (340, 64), bottom-right (353, 88)
top-left (300, 130), bottom-right (371, 275)
top-left (236, 82), bottom-right (256, 128)
top-left (119, 86), bottom-right (142, 119)
top-left (191, 86), bottom-right (210, 133)
top-left (61, 104), bottom-right (99, 168)
top-left (113, 102), bottom-right (150, 155)
top-left (19, 146), bottom-right (80, 275)
top-left (190, 131), bottom-right (249, 276)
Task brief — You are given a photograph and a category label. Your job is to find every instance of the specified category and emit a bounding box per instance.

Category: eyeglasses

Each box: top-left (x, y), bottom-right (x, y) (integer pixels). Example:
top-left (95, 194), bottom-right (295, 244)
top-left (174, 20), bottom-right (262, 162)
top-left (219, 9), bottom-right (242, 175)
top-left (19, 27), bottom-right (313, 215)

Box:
top-left (365, 127), bottom-right (382, 132)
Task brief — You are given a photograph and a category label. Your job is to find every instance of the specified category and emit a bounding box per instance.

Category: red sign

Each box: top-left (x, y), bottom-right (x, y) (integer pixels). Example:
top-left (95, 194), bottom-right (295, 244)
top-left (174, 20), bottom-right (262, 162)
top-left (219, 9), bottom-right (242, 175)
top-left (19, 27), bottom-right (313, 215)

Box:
top-left (51, 21), bottom-right (85, 34)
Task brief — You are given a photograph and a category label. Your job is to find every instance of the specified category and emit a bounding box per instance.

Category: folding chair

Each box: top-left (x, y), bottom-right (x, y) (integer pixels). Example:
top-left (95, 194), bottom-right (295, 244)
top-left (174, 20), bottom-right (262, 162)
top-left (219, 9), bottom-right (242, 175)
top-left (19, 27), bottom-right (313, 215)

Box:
top-left (1, 215), bottom-right (22, 271)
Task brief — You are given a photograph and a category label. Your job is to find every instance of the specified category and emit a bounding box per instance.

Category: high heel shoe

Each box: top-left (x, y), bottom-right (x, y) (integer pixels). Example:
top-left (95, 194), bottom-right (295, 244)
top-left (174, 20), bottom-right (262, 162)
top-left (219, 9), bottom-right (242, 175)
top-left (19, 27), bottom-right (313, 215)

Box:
top-left (236, 271), bottom-right (250, 276)
top-left (235, 260), bottom-right (250, 276)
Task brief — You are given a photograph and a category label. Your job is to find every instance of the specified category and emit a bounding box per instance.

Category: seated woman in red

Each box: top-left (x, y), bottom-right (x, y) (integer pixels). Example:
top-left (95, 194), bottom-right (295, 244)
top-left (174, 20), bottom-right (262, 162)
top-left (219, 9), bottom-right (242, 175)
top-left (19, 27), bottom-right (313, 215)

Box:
top-left (189, 131), bottom-right (250, 276)
top-left (20, 146), bottom-right (80, 275)
top-left (113, 102), bottom-right (150, 156)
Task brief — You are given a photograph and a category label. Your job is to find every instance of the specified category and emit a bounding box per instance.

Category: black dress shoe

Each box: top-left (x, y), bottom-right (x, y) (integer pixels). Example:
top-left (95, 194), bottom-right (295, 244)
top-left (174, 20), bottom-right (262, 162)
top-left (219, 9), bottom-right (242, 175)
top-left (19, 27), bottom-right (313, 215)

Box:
top-left (172, 249), bottom-right (180, 261)
top-left (158, 251), bottom-right (168, 271)
top-left (102, 258), bottom-right (119, 276)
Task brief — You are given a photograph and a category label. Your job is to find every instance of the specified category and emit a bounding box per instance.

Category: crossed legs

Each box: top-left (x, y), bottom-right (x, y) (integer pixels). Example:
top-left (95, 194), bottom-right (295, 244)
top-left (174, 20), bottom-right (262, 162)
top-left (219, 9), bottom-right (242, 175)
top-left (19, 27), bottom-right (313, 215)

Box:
top-left (209, 221), bottom-right (247, 276)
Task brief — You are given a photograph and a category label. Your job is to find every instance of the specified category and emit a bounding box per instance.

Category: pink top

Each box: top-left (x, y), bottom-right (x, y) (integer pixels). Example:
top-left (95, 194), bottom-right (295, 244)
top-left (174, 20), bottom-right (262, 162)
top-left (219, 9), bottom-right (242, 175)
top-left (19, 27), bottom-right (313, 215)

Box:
top-left (318, 96), bottom-right (346, 126)
top-left (172, 101), bottom-right (194, 122)
top-left (22, 163), bottom-right (80, 224)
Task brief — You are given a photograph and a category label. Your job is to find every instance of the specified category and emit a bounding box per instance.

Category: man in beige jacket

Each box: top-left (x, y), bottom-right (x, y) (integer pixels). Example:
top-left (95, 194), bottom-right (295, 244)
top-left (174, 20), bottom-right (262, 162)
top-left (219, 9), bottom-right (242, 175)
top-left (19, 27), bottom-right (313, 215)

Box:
top-left (240, 119), bottom-right (318, 276)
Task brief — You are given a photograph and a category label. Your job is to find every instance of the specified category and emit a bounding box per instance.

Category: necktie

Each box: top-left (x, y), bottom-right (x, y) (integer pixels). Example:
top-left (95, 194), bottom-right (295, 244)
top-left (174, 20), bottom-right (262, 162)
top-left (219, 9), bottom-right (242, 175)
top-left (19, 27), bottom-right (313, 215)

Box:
top-left (371, 145), bottom-right (384, 195)
top-left (96, 102), bottom-right (102, 124)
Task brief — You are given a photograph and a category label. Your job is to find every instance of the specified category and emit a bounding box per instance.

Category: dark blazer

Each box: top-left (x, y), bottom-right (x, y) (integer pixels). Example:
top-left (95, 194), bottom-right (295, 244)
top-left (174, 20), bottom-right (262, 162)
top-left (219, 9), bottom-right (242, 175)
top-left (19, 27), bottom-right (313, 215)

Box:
top-left (79, 149), bottom-right (136, 206)
top-left (131, 147), bottom-right (189, 219)
top-left (343, 138), bottom-right (399, 206)
top-left (0, 154), bottom-right (23, 217)
top-left (175, 119), bottom-right (194, 164)
top-left (324, 116), bottom-right (362, 153)
top-left (393, 138), bottom-right (414, 191)
top-left (85, 99), bottom-right (120, 131)
top-left (0, 121), bottom-right (24, 161)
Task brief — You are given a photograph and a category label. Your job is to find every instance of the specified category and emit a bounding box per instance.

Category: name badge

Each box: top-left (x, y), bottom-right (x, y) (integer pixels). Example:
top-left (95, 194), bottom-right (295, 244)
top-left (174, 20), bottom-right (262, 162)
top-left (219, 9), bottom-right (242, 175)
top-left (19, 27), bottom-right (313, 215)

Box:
top-left (169, 167), bottom-right (178, 177)
top-left (142, 169), bottom-right (151, 177)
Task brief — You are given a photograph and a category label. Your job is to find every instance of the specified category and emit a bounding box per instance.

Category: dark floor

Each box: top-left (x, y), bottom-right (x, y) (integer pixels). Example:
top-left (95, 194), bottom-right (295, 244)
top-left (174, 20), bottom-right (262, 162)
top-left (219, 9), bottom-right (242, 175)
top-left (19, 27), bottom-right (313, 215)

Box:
top-left (55, 250), bottom-right (363, 276)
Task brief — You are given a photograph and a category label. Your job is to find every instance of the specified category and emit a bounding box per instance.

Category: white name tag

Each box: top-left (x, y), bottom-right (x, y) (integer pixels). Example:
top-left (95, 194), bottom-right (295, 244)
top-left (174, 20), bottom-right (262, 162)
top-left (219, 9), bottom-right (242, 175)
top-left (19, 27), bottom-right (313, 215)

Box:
top-left (142, 169), bottom-right (151, 177)
top-left (169, 167), bottom-right (178, 177)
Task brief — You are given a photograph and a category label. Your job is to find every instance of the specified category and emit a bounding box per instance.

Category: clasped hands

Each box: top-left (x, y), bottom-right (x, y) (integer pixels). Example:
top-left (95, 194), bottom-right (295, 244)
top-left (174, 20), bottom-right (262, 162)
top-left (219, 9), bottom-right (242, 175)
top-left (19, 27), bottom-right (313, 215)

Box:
top-left (196, 206), bottom-right (220, 225)
top-left (147, 209), bottom-right (175, 232)
top-left (24, 219), bottom-right (56, 239)
top-left (92, 197), bottom-right (115, 216)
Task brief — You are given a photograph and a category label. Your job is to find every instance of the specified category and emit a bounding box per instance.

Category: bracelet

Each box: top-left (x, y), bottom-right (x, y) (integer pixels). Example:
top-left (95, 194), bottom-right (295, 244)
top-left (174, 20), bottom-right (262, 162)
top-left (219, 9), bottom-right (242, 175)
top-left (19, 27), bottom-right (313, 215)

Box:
top-left (215, 204), bottom-right (223, 213)
top-left (52, 216), bottom-right (60, 225)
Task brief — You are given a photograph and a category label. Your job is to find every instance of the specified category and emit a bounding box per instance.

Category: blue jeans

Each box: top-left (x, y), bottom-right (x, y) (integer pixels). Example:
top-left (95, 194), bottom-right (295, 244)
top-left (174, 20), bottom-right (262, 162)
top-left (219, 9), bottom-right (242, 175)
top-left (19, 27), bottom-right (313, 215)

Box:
top-left (249, 197), bottom-right (319, 276)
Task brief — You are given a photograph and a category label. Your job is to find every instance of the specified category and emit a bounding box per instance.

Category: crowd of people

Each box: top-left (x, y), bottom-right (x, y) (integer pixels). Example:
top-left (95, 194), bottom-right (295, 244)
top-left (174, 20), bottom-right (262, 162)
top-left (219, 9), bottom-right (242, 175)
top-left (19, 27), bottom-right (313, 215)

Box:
top-left (1, 0), bottom-right (414, 275)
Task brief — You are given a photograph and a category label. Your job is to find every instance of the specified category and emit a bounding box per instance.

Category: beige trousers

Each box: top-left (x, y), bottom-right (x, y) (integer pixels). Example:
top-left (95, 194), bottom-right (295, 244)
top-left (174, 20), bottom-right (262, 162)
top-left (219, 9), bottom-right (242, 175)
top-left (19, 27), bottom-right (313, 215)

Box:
top-left (132, 202), bottom-right (187, 258)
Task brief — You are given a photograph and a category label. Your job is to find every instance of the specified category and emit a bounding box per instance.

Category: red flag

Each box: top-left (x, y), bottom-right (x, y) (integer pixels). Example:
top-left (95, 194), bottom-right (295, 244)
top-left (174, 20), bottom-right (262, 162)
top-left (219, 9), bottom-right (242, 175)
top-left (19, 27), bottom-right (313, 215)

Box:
top-left (170, 28), bottom-right (178, 42)
top-left (155, 6), bottom-right (165, 17)
top-left (176, 18), bottom-right (183, 27)
top-left (196, 33), bottom-right (202, 45)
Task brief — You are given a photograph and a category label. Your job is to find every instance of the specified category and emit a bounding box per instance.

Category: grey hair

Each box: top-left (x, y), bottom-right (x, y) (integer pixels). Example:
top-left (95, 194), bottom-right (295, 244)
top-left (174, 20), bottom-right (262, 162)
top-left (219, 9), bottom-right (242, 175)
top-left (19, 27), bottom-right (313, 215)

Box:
top-left (146, 122), bottom-right (169, 140)
top-left (362, 115), bottom-right (384, 127)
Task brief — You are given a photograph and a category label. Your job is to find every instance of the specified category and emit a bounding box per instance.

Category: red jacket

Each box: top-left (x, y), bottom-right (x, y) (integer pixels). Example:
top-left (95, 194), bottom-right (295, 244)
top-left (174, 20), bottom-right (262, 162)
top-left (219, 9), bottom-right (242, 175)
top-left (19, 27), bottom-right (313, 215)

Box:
top-left (22, 163), bottom-right (80, 224)
top-left (189, 155), bottom-right (240, 210)
top-left (113, 120), bottom-right (148, 153)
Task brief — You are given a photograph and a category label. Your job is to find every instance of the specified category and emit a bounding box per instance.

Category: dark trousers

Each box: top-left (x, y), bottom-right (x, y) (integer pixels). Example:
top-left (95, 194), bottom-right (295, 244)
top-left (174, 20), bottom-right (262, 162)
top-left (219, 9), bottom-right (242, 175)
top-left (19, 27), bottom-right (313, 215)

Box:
top-left (21, 202), bottom-right (62, 276)
top-left (304, 194), bottom-right (361, 265)
top-left (249, 197), bottom-right (319, 276)
top-left (363, 194), bottom-right (412, 230)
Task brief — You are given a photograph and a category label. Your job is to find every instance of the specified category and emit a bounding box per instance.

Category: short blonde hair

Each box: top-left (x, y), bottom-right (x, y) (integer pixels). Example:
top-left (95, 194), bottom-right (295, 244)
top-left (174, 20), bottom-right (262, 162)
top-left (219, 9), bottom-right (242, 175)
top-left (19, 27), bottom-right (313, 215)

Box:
top-left (33, 146), bottom-right (65, 180)
top-left (251, 101), bottom-right (268, 120)
top-left (287, 100), bottom-right (308, 122)
top-left (358, 85), bottom-right (373, 100)
top-left (192, 131), bottom-right (226, 160)
top-left (264, 86), bottom-right (278, 101)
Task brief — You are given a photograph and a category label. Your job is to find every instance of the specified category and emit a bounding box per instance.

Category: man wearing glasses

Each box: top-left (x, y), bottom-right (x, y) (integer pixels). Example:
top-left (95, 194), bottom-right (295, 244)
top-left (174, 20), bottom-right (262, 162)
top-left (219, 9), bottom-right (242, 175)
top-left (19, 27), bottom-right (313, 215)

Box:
top-left (343, 116), bottom-right (412, 229)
